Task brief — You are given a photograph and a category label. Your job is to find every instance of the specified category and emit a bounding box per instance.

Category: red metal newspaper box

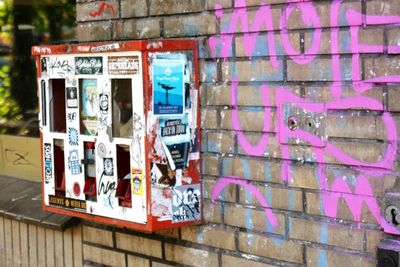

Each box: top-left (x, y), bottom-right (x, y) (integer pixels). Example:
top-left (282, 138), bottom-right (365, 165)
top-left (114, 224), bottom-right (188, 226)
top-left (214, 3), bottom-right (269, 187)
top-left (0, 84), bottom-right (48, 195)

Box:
top-left (32, 40), bottom-right (201, 231)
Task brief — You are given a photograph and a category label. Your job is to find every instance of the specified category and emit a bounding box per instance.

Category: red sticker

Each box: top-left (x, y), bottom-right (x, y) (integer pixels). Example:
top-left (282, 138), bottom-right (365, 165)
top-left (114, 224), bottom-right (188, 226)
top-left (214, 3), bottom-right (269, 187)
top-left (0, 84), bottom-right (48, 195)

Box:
top-left (73, 182), bottom-right (81, 197)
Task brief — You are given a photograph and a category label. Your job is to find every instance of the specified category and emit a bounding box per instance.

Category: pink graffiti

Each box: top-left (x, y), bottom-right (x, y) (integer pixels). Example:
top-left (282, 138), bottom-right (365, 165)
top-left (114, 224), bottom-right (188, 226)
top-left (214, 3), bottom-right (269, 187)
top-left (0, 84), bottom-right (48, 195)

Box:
top-left (211, 176), bottom-right (278, 228)
top-left (209, 0), bottom-right (400, 231)
top-left (231, 77), bottom-right (271, 156)
top-left (89, 2), bottom-right (115, 18)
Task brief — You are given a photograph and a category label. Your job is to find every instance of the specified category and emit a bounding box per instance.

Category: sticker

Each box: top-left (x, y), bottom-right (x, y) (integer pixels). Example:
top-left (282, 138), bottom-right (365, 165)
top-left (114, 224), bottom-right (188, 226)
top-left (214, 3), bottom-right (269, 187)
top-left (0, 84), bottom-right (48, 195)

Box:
top-left (108, 56), bottom-right (140, 75)
top-left (67, 112), bottom-right (77, 122)
top-left (103, 158), bottom-right (114, 176)
top-left (48, 195), bottom-right (86, 211)
top-left (68, 150), bottom-right (80, 175)
top-left (97, 143), bottom-right (107, 158)
top-left (131, 169), bottom-right (143, 195)
top-left (44, 143), bottom-right (52, 184)
top-left (81, 79), bottom-right (98, 135)
top-left (152, 59), bottom-right (184, 115)
top-left (75, 57), bottom-right (103, 75)
top-left (172, 184), bottom-right (201, 223)
top-left (153, 163), bottom-right (176, 187)
top-left (41, 57), bottom-right (48, 76)
top-left (68, 128), bottom-right (79, 146)
top-left (151, 186), bottom-right (172, 220)
top-left (73, 182), bottom-right (81, 197)
top-left (99, 93), bottom-right (109, 128)
top-left (49, 57), bottom-right (74, 77)
top-left (67, 87), bottom-right (78, 108)
top-left (91, 43), bottom-right (120, 52)
top-left (158, 114), bottom-right (190, 169)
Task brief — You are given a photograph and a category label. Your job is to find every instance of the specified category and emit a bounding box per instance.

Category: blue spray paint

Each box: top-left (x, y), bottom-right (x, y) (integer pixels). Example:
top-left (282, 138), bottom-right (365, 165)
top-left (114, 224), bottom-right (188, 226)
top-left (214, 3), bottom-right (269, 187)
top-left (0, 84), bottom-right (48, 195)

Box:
top-left (243, 159), bottom-right (254, 245)
top-left (315, 166), bottom-right (328, 266)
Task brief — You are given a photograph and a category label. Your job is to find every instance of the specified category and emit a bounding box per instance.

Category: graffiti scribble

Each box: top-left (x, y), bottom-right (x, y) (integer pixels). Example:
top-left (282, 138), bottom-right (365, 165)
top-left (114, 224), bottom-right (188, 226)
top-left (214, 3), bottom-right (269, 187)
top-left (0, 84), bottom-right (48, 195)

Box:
top-left (89, 2), bottom-right (115, 18)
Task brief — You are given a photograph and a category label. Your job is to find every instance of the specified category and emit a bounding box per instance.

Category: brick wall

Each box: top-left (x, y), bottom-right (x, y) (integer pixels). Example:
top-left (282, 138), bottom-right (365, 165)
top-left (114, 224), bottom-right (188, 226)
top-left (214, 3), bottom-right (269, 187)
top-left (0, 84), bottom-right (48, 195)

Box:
top-left (75, 0), bottom-right (400, 266)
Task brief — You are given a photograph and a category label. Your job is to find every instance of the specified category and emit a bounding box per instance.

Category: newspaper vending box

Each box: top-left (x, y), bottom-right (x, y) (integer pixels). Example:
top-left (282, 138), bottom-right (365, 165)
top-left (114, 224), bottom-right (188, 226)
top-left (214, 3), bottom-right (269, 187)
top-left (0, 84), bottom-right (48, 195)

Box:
top-left (32, 40), bottom-right (201, 231)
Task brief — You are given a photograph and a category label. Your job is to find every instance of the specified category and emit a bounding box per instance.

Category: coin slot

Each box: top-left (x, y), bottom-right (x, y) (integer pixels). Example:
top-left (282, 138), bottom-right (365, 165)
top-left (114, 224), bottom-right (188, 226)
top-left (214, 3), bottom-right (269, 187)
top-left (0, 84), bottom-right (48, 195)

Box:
top-left (288, 116), bottom-right (298, 131)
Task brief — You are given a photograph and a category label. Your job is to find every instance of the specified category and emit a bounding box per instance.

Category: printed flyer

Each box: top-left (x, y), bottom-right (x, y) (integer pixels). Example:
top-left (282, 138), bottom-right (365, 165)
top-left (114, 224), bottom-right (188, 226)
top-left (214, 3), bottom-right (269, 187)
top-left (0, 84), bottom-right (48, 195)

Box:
top-left (81, 79), bottom-right (98, 135)
top-left (172, 184), bottom-right (201, 223)
top-left (152, 59), bottom-right (184, 115)
top-left (158, 114), bottom-right (190, 169)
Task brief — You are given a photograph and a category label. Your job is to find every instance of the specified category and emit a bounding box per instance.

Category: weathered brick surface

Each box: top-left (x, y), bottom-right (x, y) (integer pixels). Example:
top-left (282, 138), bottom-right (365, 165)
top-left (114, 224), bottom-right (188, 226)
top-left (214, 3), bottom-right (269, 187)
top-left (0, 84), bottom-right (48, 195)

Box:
top-left (224, 204), bottom-right (286, 235)
top-left (127, 255), bottom-right (150, 267)
top-left (164, 14), bottom-right (217, 37)
top-left (238, 232), bottom-right (303, 264)
top-left (149, 0), bottom-right (201, 15)
top-left (289, 217), bottom-right (364, 251)
top-left (238, 183), bottom-right (303, 212)
top-left (77, 1), bottom-right (119, 22)
top-left (306, 247), bottom-right (375, 267)
top-left (222, 254), bottom-right (275, 267)
top-left (83, 225), bottom-right (113, 247)
top-left (287, 58), bottom-right (357, 81)
top-left (222, 156), bottom-right (283, 184)
top-left (364, 57), bottom-right (400, 80)
top-left (181, 225), bottom-right (236, 250)
top-left (116, 232), bottom-right (162, 258)
top-left (73, 0), bottom-right (400, 266)
top-left (77, 21), bottom-right (112, 42)
top-left (116, 18), bottom-right (161, 39)
top-left (165, 244), bottom-right (219, 266)
top-left (83, 244), bottom-right (126, 266)
top-left (121, 0), bottom-right (148, 18)
top-left (222, 59), bottom-right (284, 82)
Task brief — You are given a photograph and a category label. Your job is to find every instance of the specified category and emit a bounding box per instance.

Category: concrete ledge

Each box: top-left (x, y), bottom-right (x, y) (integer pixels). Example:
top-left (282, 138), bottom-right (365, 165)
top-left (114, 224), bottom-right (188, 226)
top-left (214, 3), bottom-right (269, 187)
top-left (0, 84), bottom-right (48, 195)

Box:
top-left (0, 175), bottom-right (80, 230)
